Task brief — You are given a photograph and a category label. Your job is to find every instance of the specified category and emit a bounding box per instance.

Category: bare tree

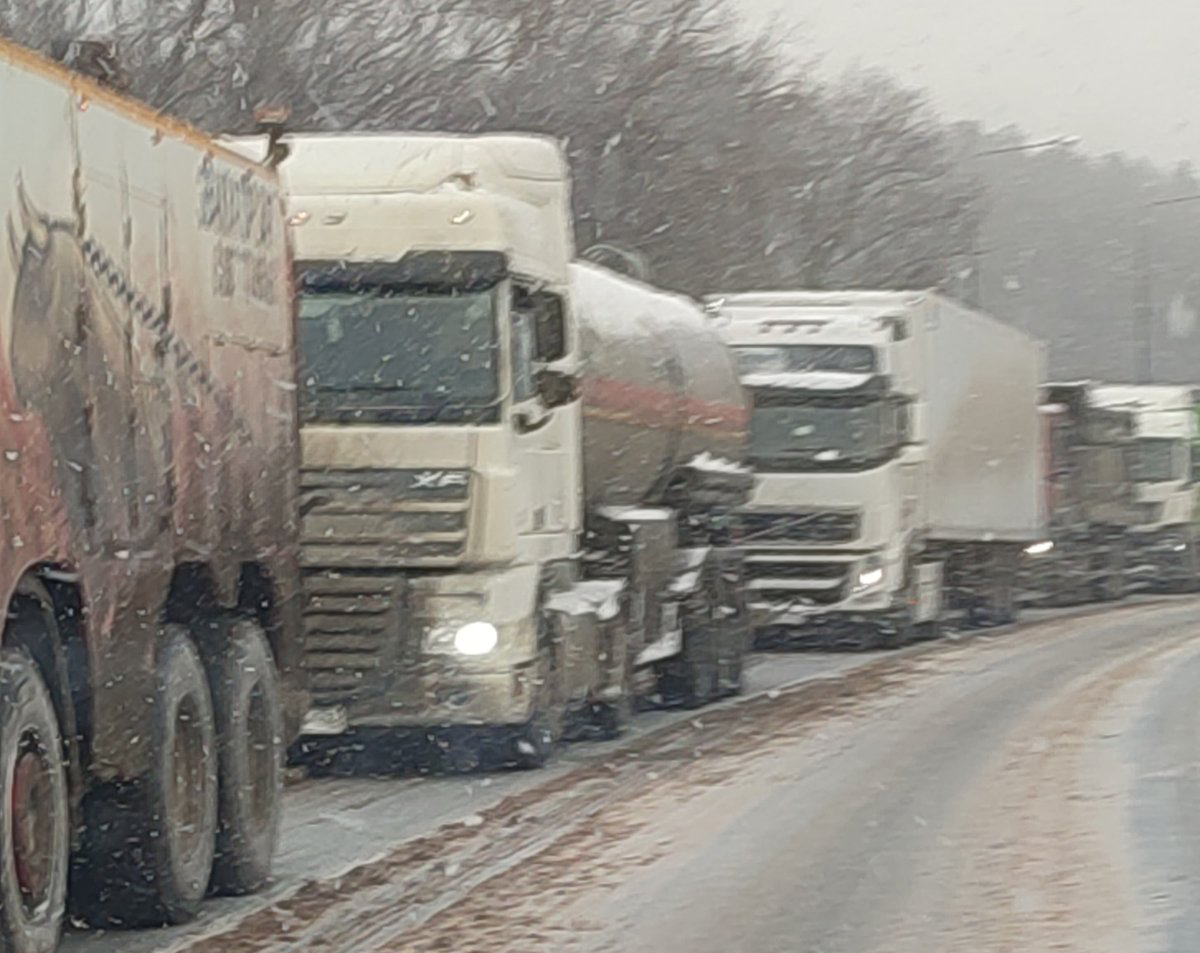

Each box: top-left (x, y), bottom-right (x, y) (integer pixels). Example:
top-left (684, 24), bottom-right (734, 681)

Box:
top-left (2, 0), bottom-right (983, 296)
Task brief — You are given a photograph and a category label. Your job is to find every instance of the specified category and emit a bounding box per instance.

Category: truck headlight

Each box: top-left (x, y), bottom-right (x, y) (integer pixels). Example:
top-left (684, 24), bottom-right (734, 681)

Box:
top-left (424, 620), bottom-right (499, 656)
top-left (452, 621), bottom-right (498, 656)
top-left (1024, 540), bottom-right (1054, 556)
top-left (854, 556), bottom-right (884, 591)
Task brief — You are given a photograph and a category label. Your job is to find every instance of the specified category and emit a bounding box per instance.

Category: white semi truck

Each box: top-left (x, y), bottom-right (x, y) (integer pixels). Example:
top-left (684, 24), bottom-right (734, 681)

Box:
top-left (1092, 385), bottom-right (1200, 591)
top-left (227, 133), bottom-right (753, 765)
top-left (709, 291), bottom-right (1044, 647)
top-left (1020, 382), bottom-right (1138, 605)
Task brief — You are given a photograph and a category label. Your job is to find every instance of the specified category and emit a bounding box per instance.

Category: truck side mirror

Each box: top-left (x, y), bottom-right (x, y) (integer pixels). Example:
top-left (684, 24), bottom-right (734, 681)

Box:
top-left (536, 367), bottom-right (579, 408)
top-left (531, 292), bottom-right (567, 362)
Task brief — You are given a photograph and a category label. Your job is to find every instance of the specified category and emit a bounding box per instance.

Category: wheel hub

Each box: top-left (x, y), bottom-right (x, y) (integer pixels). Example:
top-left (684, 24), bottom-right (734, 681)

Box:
top-left (170, 697), bottom-right (209, 868)
top-left (10, 736), bottom-right (54, 912)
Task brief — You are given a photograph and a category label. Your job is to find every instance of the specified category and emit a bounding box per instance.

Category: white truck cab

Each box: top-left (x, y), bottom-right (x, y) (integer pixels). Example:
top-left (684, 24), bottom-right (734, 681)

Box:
top-left (228, 133), bottom-right (584, 738)
top-left (711, 291), bottom-right (1042, 646)
top-left (1092, 384), bottom-right (1200, 589)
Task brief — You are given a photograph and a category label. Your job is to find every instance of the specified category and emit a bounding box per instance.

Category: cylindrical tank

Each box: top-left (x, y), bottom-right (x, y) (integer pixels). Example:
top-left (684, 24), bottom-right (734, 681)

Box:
top-left (570, 262), bottom-right (748, 510)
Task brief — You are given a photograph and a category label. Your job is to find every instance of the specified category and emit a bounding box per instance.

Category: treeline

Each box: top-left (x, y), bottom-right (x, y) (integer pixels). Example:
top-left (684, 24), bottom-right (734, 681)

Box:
top-left (954, 123), bottom-right (1200, 383)
top-left (4, 0), bottom-right (1200, 380)
top-left (0, 0), bottom-right (980, 295)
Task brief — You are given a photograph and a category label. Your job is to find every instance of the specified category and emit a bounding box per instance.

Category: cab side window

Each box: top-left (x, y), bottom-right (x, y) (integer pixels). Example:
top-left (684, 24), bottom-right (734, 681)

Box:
top-left (511, 286), bottom-right (538, 403)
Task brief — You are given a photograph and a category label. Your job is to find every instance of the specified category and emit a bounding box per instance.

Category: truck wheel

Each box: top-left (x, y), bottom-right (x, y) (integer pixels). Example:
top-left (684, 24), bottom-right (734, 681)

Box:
top-left (970, 554), bottom-right (1018, 627)
top-left (512, 708), bottom-right (558, 769)
top-left (593, 636), bottom-right (636, 741)
top-left (714, 562), bottom-right (747, 697)
top-left (0, 650), bottom-right (68, 953)
top-left (1171, 537), bottom-right (1200, 593)
top-left (882, 569), bottom-right (919, 649)
top-left (1096, 539), bottom-right (1126, 602)
top-left (511, 617), bottom-right (564, 769)
top-left (202, 618), bottom-right (283, 896)
top-left (73, 625), bottom-right (217, 926)
top-left (660, 588), bottom-right (720, 709)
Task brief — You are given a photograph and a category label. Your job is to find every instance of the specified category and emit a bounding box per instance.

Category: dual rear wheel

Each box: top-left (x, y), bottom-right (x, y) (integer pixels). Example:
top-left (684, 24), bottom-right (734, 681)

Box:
top-left (0, 613), bottom-right (283, 952)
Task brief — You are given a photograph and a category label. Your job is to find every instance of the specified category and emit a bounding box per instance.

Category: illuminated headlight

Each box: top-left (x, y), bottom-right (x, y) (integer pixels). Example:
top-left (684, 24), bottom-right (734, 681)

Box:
top-left (854, 556), bottom-right (884, 591)
top-left (1173, 542), bottom-right (1188, 553)
top-left (425, 621), bottom-right (499, 656)
top-left (1024, 540), bottom-right (1054, 556)
top-left (453, 621), bottom-right (498, 656)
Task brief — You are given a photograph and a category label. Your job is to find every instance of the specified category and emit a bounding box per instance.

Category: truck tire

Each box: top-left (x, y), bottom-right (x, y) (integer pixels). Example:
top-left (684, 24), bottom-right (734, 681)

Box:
top-left (968, 549), bottom-right (1018, 627)
top-left (0, 650), bottom-right (68, 953)
top-left (202, 618), bottom-right (283, 896)
top-left (714, 559), bottom-right (748, 697)
top-left (593, 632), bottom-right (636, 741)
top-left (1096, 537), bottom-right (1126, 602)
top-left (73, 625), bottom-right (217, 927)
top-left (659, 586), bottom-right (720, 709)
top-left (511, 616), bottom-right (565, 769)
top-left (882, 568), bottom-right (919, 649)
top-left (1169, 535), bottom-right (1200, 593)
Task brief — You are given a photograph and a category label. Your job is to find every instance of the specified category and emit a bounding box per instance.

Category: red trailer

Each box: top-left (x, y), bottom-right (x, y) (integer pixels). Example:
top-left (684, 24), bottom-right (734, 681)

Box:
top-left (0, 39), bottom-right (304, 950)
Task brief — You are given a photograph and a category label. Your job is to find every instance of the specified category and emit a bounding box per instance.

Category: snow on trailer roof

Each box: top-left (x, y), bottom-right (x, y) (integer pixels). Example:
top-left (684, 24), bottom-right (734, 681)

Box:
top-left (223, 132), bottom-right (567, 196)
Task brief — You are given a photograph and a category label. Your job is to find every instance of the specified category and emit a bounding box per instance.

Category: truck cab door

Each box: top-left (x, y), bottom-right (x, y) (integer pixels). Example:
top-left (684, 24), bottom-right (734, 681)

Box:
top-left (507, 283), bottom-right (580, 553)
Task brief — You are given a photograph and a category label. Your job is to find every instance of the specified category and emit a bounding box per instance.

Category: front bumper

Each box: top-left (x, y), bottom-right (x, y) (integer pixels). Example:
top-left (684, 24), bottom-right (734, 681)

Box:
top-left (302, 663), bottom-right (541, 733)
top-left (1125, 528), bottom-right (1194, 582)
top-left (748, 586), bottom-right (896, 629)
top-left (300, 562), bottom-right (543, 734)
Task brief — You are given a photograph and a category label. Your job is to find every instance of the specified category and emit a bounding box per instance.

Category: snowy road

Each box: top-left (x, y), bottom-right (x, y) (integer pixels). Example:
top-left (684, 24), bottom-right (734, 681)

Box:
top-left (65, 597), bottom-right (1200, 953)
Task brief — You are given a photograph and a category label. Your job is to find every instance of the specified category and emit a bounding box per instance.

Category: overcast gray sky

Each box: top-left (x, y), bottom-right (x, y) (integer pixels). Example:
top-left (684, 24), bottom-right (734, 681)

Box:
top-left (738, 0), bottom-right (1199, 168)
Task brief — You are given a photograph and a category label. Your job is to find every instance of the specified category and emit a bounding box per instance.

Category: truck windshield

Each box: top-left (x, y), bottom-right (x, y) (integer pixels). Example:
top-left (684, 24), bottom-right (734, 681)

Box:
top-left (1131, 438), bottom-right (1184, 482)
top-left (749, 397), bottom-right (897, 471)
top-left (297, 287), bottom-right (500, 424)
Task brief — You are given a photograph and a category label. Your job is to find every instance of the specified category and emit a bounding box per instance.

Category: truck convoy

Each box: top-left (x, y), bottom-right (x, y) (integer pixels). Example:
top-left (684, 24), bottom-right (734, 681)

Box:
top-left (226, 133), bottom-right (752, 765)
top-left (1092, 385), bottom-right (1200, 591)
top-left (1, 39), bottom-right (302, 953)
top-left (1021, 382), bottom-right (1138, 605)
top-left (709, 291), bottom-right (1043, 646)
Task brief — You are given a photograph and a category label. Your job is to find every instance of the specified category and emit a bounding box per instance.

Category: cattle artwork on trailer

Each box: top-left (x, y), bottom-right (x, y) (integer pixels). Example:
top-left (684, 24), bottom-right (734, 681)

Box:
top-left (4, 175), bottom-right (255, 565)
top-left (7, 177), bottom-right (140, 555)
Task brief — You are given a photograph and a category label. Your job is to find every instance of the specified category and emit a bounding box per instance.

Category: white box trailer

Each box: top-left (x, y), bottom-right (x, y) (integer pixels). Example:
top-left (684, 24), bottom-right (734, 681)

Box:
top-left (714, 290), bottom-right (1044, 646)
top-left (919, 295), bottom-right (1044, 541)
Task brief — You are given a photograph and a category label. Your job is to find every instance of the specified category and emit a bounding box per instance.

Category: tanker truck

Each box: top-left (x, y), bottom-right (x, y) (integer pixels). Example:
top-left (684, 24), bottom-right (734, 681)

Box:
top-left (1020, 382), bottom-right (1138, 605)
top-left (1092, 385), bottom-right (1200, 591)
top-left (0, 39), bottom-right (303, 950)
top-left (226, 132), bottom-right (752, 766)
top-left (708, 290), bottom-right (1043, 647)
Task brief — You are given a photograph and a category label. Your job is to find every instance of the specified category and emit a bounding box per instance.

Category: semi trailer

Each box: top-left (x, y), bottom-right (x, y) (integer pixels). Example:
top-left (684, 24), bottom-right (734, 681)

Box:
top-left (1021, 382), bottom-right (1138, 605)
top-left (710, 290), bottom-right (1044, 647)
top-left (228, 133), bottom-right (752, 764)
top-left (0, 38), bottom-right (303, 952)
top-left (1092, 385), bottom-right (1200, 591)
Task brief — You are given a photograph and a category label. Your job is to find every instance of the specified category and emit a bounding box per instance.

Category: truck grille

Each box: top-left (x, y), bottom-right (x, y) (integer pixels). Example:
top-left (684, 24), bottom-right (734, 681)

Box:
top-left (301, 570), bottom-right (406, 705)
top-left (743, 554), bottom-right (851, 607)
top-left (734, 510), bottom-right (860, 544)
top-left (301, 468), bottom-right (470, 567)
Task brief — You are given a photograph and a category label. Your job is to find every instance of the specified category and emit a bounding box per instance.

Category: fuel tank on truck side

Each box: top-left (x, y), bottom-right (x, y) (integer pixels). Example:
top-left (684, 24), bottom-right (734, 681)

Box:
top-left (570, 262), bottom-right (749, 509)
